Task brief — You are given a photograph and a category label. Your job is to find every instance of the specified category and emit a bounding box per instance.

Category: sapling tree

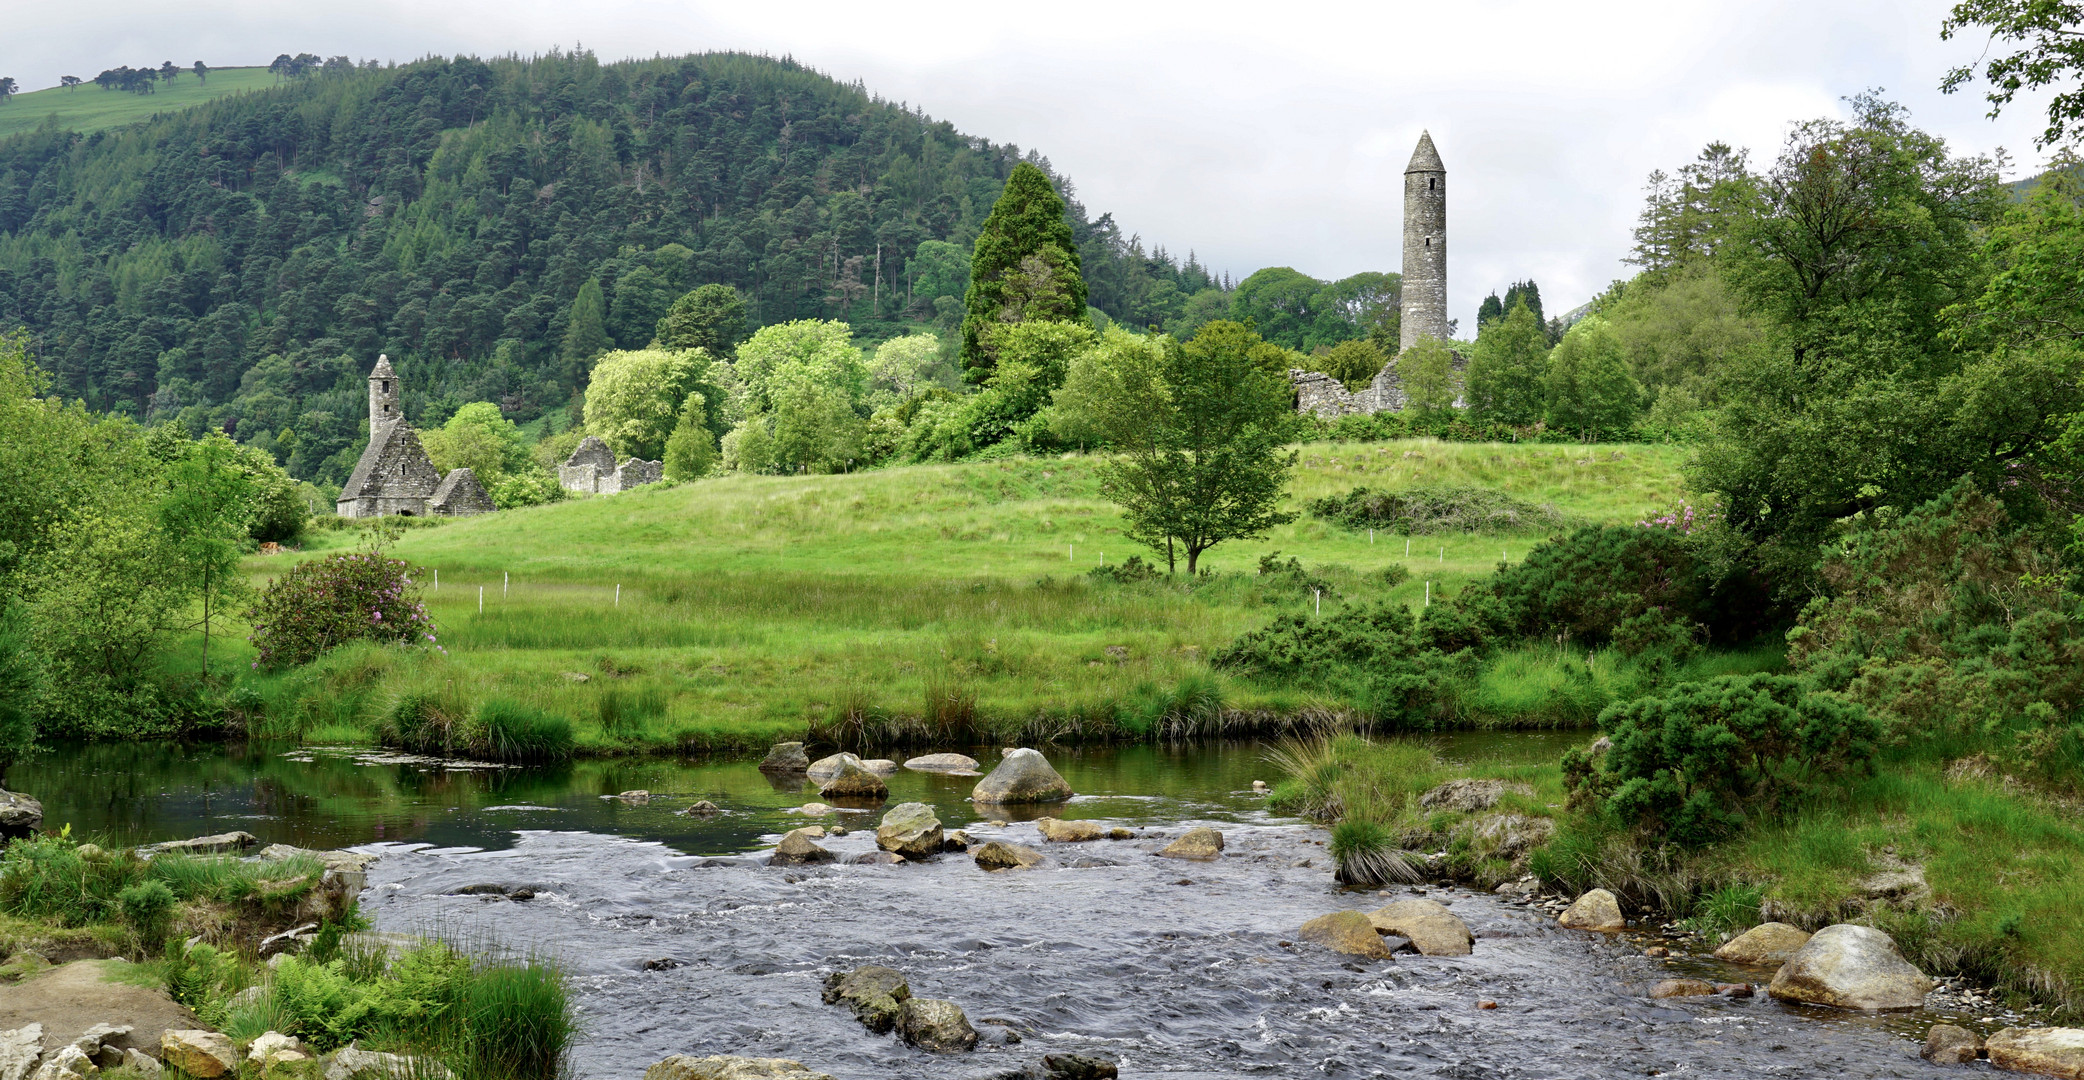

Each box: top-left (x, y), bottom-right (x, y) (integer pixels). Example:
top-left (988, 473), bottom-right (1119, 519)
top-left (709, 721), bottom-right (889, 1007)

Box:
top-left (158, 433), bottom-right (256, 679)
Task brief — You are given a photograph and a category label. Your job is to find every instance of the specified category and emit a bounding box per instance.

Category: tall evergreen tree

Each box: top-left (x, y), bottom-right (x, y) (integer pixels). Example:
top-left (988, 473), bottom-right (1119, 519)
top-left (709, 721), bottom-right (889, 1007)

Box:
top-left (562, 279), bottom-right (610, 376)
top-left (657, 284), bottom-right (750, 359)
top-left (960, 162), bottom-right (1087, 378)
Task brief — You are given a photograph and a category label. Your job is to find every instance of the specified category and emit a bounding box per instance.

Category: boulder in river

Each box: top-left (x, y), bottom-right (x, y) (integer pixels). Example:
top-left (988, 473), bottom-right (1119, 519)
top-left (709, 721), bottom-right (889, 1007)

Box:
top-left (0, 790), bottom-right (42, 838)
top-left (644, 1057), bottom-right (836, 1080)
top-left (1714, 922), bottom-right (1812, 966)
top-left (971, 749), bottom-right (1073, 804)
top-left (805, 754), bottom-right (849, 780)
top-left (770, 829), bottom-right (837, 866)
top-left (1365, 899), bottom-right (1472, 956)
top-left (859, 759), bottom-right (899, 774)
top-left (817, 755), bottom-right (889, 800)
top-left (1650, 979), bottom-right (1718, 999)
top-left (1159, 828), bottom-right (1225, 860)
top-left (850, 851), bottom-right (904, 865)
top-left (1766, 924), bottom-right (1933, 1010)
top-left (903, 753), bottom-right (980, 773)
top-left (974, 841), bottom-right (1043, 871)
top-left (1035, 817), bottom-right (1104, 843)
top-left (1557, 889), bottom-right (1626, 931)
top-left (758, 742), bottom-right (810, 773)
top-left (1922, 1023), bottom-right (1982, 1065)
top-left (1417, 778), bottom-right (1505, 812)
top-left (822, 965), bottom-right (911, 1033)
top-left (136, 832), bottom-right (258, 858)
top-left (1985, 1027), bottom-right (2084, 1077)
top-left (1297, 911), bottom-right (1394, 959)
top-left (897, 997), bottom-right (978, 1052)
top-left (683, 801), bottom-right (722, 817)
top-left (875, 802), bottom-right (944, 860)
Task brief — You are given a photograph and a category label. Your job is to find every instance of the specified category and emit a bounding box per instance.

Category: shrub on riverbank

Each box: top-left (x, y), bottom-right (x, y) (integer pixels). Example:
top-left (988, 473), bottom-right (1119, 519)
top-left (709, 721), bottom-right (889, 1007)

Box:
top-left (247, 550), bottom-right (441, 670)
top-left (1307, 484), bottom-right (1570, 535)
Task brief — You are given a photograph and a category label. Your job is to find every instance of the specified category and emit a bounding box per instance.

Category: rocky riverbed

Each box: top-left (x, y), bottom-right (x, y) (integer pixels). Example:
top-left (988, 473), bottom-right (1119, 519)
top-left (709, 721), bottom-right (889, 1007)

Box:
top-left (354, 814), bottom-right (2024, 1080)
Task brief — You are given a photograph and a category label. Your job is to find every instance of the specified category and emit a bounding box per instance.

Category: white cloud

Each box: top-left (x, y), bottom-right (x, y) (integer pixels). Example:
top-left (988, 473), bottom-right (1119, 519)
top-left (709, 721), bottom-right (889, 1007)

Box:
top-left (8, 0), bottom-right (2064, 320)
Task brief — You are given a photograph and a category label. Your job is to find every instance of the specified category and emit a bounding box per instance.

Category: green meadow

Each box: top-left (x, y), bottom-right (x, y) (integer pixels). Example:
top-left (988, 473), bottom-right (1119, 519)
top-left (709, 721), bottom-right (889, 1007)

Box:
top-left (0, 68), bottom-right (277, 140)
top-left (239, 438), bottom-right (1702, 751)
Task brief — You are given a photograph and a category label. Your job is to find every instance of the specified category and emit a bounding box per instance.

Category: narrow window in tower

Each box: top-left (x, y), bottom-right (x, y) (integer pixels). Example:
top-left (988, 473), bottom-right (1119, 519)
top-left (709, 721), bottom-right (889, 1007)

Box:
top-left (1429, 177), bottom-right (1437, 191)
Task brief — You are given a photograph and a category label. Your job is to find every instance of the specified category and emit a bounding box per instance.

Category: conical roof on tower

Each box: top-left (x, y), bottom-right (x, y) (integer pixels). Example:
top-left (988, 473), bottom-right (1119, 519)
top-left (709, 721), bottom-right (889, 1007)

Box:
top-left (370, 354), bottom-right (395, 379)
top-left (1405, 131), bottom-right (1444, 174)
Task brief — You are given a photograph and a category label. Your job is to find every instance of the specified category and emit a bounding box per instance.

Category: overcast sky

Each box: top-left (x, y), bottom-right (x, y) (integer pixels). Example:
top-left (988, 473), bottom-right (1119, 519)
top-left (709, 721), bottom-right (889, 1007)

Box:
top-left (6, 0), bottom-right (2062, 321)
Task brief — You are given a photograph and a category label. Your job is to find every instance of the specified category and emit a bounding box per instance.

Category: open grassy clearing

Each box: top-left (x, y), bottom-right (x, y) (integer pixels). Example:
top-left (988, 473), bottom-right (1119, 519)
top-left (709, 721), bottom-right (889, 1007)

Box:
top-left (235, 439), bottom-right (1696, 749)
top-left (0, 68), bottom-right (277, 139)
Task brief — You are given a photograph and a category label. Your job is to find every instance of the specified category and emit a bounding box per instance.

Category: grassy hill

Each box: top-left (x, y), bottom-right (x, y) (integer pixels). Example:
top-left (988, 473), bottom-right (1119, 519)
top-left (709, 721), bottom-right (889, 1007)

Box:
top-left (0, 68), bottom-right (275, 139)
top-left (235, 439), bottom-right (1778, 752)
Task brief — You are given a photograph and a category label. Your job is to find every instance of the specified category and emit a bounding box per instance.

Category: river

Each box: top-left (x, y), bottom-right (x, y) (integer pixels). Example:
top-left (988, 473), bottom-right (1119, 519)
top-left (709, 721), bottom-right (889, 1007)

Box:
top-left (18, 735), bottom-right (1987, 1078)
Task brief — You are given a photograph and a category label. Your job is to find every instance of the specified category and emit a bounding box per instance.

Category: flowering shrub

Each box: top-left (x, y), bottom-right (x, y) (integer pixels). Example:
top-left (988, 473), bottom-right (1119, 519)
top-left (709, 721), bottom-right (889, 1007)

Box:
top-left (1637, 499), bottom-right (1720, 534)
top-left (247, 552), bottom-right (440, 670)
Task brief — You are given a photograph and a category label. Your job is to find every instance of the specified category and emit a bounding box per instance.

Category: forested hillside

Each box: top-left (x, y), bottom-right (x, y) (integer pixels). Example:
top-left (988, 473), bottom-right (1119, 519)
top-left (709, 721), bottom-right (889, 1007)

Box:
top-left (0, 51), bottom-right (1234, 485)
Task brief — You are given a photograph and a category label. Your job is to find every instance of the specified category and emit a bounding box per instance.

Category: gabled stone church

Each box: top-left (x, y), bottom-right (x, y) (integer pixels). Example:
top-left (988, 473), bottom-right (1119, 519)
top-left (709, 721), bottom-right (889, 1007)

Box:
top-left (335, 356), bottom-right (497, 519)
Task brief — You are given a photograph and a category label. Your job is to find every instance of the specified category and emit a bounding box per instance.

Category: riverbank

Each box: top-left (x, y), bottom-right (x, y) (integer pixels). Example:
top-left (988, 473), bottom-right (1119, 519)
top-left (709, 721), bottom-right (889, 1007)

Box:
top-left (1276, 733), bottom-right (2084, 1023)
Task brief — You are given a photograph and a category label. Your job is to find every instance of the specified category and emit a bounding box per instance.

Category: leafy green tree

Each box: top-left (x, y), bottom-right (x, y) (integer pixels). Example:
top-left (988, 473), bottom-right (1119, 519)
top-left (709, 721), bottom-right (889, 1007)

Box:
top-left (965, 320), bottom-right (1097, 449)
top-left (192, 62), bottom-right (209, 83)
top-left (732, 320), bottom-right (865, 418)
top-left (157, 433), bottom-right (257, 678)
top-left (583, 350), bottom-right (700, 460)
top-left (0, 79), bottom-right (16, 104)
top-left (663, 393), bottom-right (717, 481)
top-left (1169, 289), bottom-right (1232, 339)
top-left (418, 402), bottom-right (557, 506)
top-left (769, 375), bottom-right (864, 473)
top-left (1397, 337), bottom-right (1459, 415)
top-left (1602, 261), bottom-right (1763, 404)
top-left (1544, 317), bottom-right (1638, 438)
top-left (1092, 321), bottom-right (1298, 574)
top-left (561, 279), bottom-right (610, 374)
top-left (656, 284), bottom-right (748, 358)
top-left (1313, 339), bottom-right (1389, 392)
top-left (1046, 328), bottom-right (1168, 448)
top-left (867, 333), bottom-right (956, 398)
top-left (0, 601), bottom-right (42, 778)
top-left (961, 162), bottom-right (1087, 377)
top-left (1231, 268), bottom-right (1335, 348)
top-left (1942, 0), bottom-right (2084, 148)
top-left (907, 240), bottom-right (971, 314)
top-left (1463, 302), bottom-right (1549, 424)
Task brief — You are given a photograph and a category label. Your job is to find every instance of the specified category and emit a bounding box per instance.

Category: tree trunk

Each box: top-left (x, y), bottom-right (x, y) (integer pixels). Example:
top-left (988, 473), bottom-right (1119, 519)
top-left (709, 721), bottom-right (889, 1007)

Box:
top-left (1166, 537), bottom-right (1176, 574)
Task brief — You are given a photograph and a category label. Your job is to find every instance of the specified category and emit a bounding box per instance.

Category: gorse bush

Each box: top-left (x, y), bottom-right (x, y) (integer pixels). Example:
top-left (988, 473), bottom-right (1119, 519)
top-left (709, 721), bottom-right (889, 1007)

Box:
top-left (1485, 524), bottom-right (1767, 653)
top-left (1565, 673), bottom-right (1879, 847)
top-left (1307, 485), bottom-right (1569, 535)
top-left (247, 551), bottom-right (440, 670)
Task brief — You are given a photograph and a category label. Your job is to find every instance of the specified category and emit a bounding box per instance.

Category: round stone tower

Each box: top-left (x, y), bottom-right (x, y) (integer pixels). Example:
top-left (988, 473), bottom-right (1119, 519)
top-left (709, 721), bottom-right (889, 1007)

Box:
top-left (368, 354), bottom-right (401, 429)
top-left (1399, 131), bottom-right (1448, 353)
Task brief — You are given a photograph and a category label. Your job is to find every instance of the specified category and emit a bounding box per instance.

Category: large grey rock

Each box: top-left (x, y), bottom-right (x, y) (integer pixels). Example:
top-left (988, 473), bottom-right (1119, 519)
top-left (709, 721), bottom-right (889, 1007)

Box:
top-left (1923, 1023), bottom-right (1982, 1065)
top-left (1557, 889), bottom-right (1625, 931)
top-left (1473, 814), bottom-right (1553, 860)
top-left (757, 742), bottom-right (809, 772)
top-left (970, 749), bottom-right (1073, 804)
top-left (805, 754), bottom-right (851, 780)
top-left (973, 841), bottom-right (1043, 871)
top-left (29, 1044), bottom-right (93, 1080)
top-left (770, 829), bottom-right (837, 866)
top-left (903, 753), bottom-right (980, 773)
top-left (121, 1050), bottom-right (163, 1079)
top-left (817, 755), bottom-right (889, 800)
top-left (1035, 817), bottom-right (1104, 843)
top-left (1985, 1027), bottom-right (2084, 1077)
top-left (1297, 911), bottom-right (1393, 959)
top-left (137, 832), bottom-right (258, 858)
top-left (1766, 924), bottom-right (1933, 1010)
top-left (858, 759), bottom-right (899, 774)
top-left (822, 965), bottom-right (910, 1033)
top-left (0, 1024), bottom-right (40, 1080)
top-left (875, 803), bottom-right (944, 861)
top-left (1159, 828), bottom-right (1225, 860)
top-left (1418, 778), bottom-right (1504, 812)
top-left (896, 997), bottom-right (978, 1052)
top-left (161, 1031), bottom-right (238, 1078)
top-left (644, 1057), bottom-right (836, 1080)
top-left (323, 1047), bottom-right (456, 1080)
top-left (1714, 922), bottom-right (1811, 966)
top-left (1366, 899), bottom-right (1472, 956)
top-left (0, 791), bottom-right (41, 837)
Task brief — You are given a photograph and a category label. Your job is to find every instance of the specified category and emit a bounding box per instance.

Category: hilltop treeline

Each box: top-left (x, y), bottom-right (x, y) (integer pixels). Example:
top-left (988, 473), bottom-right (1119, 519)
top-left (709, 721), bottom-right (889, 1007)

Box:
top-left (0, 50), bottom-right (1230, 483)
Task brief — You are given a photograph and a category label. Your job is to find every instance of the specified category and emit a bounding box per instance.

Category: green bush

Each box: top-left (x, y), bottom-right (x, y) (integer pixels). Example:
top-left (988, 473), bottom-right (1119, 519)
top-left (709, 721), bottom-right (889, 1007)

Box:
top-left (1487, 524), bottom-right (1764, 653)
top-left (1568, 674), bottom-right (1879, 847)
top-left (480, 699), bottom-right (576, 760)
top-left (118, 880), bottom-right (177, 952)
top-left (246, 551), bottom-right (441, 670)
top-left (1087, 554), bottom-right (1161, 584)
top-left (1307, 484), bottom-right (1569, 535)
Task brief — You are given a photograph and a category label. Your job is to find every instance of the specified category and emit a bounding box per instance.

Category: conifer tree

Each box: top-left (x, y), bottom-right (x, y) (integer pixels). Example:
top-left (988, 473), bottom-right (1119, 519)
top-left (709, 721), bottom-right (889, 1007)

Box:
top-left (561, 279), bottom-right (610, 375)
top-left (961, 162), bottom-right (1088, 378)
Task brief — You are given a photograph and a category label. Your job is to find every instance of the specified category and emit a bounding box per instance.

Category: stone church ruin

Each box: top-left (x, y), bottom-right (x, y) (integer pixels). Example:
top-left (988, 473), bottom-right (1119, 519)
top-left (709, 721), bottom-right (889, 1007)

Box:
top-left (335, 356), bottom-right (497, 519)
top-left (557, 436), bottom-right (663, 495)
top-left (1292, 130), bottom-right (1462, 420)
